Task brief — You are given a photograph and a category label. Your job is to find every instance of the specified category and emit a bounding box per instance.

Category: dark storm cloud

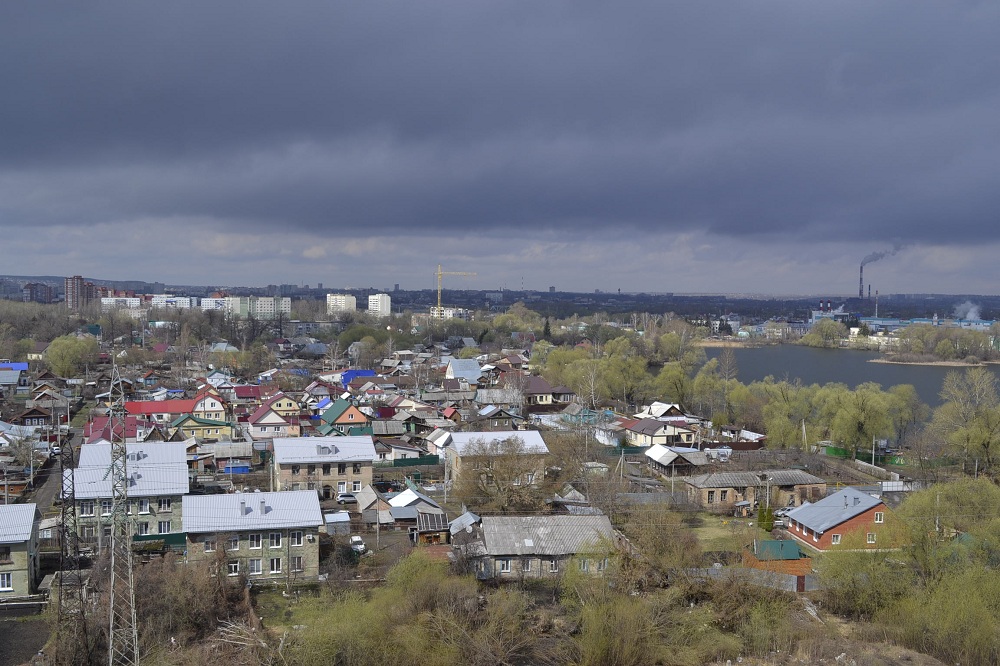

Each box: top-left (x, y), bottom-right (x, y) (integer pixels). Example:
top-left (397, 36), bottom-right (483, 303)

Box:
top-left (3, 1), bottom-right (1000, 249)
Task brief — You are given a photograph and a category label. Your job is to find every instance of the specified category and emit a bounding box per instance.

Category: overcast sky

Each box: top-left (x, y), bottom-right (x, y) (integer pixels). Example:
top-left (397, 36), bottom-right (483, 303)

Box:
top-left (3, 2), bottom-right (1000, 295)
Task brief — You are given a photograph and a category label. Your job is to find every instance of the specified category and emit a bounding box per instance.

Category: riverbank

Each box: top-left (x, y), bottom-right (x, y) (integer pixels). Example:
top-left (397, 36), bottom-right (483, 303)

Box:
top-left (870, 358), bottom-right (984, 368)
top-left (696, 339), bottom-right (756, 348)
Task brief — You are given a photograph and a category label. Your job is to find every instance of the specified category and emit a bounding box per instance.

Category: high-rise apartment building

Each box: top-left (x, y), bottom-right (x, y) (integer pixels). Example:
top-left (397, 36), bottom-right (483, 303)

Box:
top-left (368, 293), bottom-right (391, 318)
top-left (22, 283), bottom-right (55, 304)
top-left (326, 294), bottom-right (357, 314)
top-left (64, 275), bottom-right (98, 311)
top-left (223, 296), bottom-right (292, 320)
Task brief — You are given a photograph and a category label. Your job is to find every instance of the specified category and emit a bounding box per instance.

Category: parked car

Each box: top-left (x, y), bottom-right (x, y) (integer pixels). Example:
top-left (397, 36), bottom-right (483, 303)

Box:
top-left (336, 492), bottom-right (357, 504)
top-left (350, 536), bottom-right (366, 554)
top-left (49, 446), bottom-right (61, 457)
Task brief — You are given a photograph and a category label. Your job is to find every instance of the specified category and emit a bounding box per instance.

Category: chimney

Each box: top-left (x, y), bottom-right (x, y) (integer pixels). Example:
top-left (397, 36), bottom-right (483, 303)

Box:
top-left (859, 264), bottom-right (864, 299)
top-left (239, 500), bottom-right (246, 516)
top-left (827, 300), bottom-right (832, 312)
top-left (819, 299), bottom-right (824, 312)
top-left (854, 497), bottom-right (860, 506)
top-left (260, 500), bottom-right (267, 515)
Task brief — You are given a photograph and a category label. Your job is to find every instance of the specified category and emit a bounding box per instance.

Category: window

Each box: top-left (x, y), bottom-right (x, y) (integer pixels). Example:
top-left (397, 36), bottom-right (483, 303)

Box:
top-left (548, 559), bottom-right (559, 573)
top-left (352, 481), bottom-right (361, 492)
top-left (597, 558), bottom-right (608, 572)
top-left (338, 463), bottom-right (346, 475)
top-left (522, 558), bottom-right (532, 573)
top-left (874, 512), bottom-right (884, 524)
top-left (290, 531), bottom-right (303, 547)
top-left (227, 536), bottom-right (239, 551)
top-left (579, 559), bottom-right (589, 572)
top-left (338, 481), bottom-right (346, 493)
top-left (79, 501), bottom-right (95, 517)
top-left (707, 491), bottom-right (716, 504)
top-left (0, 547), bottom-right (10, 563)
top-left (269, 533), bottom-right (282, 548)
top-left (158, 521), bottom-right (171, 534)
top-left (100, 500), bottom-right (113, 516)
top-left (0, 573), bottom-right (12, 590)
top-left (158, 498), bottom-right (172, 512)
top-left (307, 464), bottom-right (316, 475)
top-left (270, 558), bottom-right (281, 574)
top-left (248, 559), bottom-right (262, 575)
top-left (867, 533), bottom-right (877, 544)
top-left (249, 534), bottom-right (262, 549)
top-left (720, 490), bottom-right (728, 502)
top-left (322, 464), bottom-right (331, 475)
top-left (81, 526), bottom-right (96, 540)
top-left (513, 476), bottom-right (521, 486)
top-left (136, 523), bottom-right (149, 536)
top-left (352, 463), bottom-right (361, 474)
top-left (499, 558), bottom-right (511, 573)
top-left (291, 483), bottom-right (300, 491)
top-left (291, 465), bottom-right (300, 475)
top-left (138, 499), bottom-right (150, 514)
top-left (831, 534), bottom-right (841, 545)
top-left (290, 556), bottom-right (303, 572)
top-left (204, 538), bottom-right (216, 552)
top-left (526, 473), bottom-right (534, 485)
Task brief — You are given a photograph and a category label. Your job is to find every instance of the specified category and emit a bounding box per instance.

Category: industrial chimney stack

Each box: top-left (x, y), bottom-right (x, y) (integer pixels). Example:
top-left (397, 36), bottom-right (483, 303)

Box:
top-left (859, 264), bottom-right (864, 299)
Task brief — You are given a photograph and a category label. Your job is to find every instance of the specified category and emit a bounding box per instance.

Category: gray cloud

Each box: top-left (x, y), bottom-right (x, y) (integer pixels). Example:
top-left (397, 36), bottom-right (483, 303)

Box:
top-left (2, 1), bottom-right (1000, 291)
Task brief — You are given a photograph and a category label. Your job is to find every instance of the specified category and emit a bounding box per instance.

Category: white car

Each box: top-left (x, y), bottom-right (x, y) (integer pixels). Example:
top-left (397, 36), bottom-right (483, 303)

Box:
top-left (350, 536), bottom-right (366, 554)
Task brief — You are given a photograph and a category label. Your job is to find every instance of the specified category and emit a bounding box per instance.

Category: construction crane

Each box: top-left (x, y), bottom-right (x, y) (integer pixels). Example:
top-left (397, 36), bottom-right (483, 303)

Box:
top-left (435, 264), bottom-right (476, 316)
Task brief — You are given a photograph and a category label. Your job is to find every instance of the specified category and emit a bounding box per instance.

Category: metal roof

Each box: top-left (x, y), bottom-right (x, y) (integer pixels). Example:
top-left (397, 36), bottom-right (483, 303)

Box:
top-left (78, 441), bottom-right (187, 467)
top-left (0, 370), bottom-right (22, 385)
top-left (72, 465), bottom-right (189, 499)
top-left (786, 487), bottom-right (883, 534)
top-left (272, 436), bottom-right (376, 464)
top-left (388, 488), bottom-right (441, 509)
top-left (480, 515), bottom-right (614, 556)
top-left (0, 504), bottom-right (37, 543)
top-left (182, 490), bottom-right (322, 533)
top-left (449, 430), bottom-right (549, 456)
top-left (685, 469), bottom-right (825, 489)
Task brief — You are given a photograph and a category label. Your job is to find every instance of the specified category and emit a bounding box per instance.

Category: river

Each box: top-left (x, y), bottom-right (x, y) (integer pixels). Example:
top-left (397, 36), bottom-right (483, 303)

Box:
top-left (703, 345), bottom-right (998, 408)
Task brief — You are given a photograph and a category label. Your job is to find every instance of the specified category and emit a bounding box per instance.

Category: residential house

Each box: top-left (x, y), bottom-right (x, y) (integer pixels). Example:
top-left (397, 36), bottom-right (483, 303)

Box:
top-left (246, 403), bottom-right (296, 440)
top-left (170, 415), bottom-right (238, 441)
top-left (71, 442), bottom-right (189, 547)
top-left (644, 445), bottom-right (710, 476)
top-left (685, 470), bottom-right (827, 512)
top-left (457, 514), bottom-right (615, 580)
top-left (272, 436), bottom-right (376, 499)
top-left (183, 491), bottom-right (323, 582)
top-left (9, 407), bottom-right (52, 428)
top-left (84, 415), bottom-right (162, 444)
top-left (743, 539), bottom-right (813, 578)
top-left (445, 359), bottom-right (482, 385)
top-left (388, 487), bottom-right (447, 543)
top-left (785, 487), bottom-right (893, 552)
top-left (0, 369), bottom-right (28, 398)
top-left (0, 503), bottom-right (40, 596)
top-left (318, 398), bottom-right (370, 436)
top-left (634, 402), bottom-right (686, 419)
top-left (625, 418), bottom-right (696, 447)
top-left (443, 430), bottom-right (549, 488)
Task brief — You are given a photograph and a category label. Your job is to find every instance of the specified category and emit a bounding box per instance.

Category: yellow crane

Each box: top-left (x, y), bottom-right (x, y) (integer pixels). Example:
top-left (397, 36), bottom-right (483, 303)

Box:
top-left (435, 263), bottom-right (477, 315)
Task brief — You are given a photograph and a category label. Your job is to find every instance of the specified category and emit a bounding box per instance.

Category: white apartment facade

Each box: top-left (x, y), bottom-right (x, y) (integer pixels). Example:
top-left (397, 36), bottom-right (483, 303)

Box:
top-left (326, 294), bottom-right (357, 314)
top-left (368, 293), bottom-right (391, 317)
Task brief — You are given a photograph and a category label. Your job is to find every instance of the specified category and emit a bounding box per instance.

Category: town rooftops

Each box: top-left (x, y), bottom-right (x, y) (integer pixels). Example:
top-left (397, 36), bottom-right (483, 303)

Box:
top-left (786, 486), bottom-right (883, 534)
top-left (480, 515), bottom-right (614, 556)
top-left (182, 490), bottom-right (322, 533)
top-left (272, 436), bottom-right (376, 464)
top-left (0, 503), bottom-right (38, 543)
top-left (448, 430), bottom-right (549, 456)
top-left (78, 441), bottom-right (187, 467)
top-left (684, 469), bottom-right (825, 489)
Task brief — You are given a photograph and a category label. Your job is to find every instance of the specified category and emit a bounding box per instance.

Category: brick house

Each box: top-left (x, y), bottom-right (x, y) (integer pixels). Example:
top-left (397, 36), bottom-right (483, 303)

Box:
top-left (0, 503), bottom-right (40, 596)
top-left (271, 437), bottom-right (376, 499)
top-left (785, 487), bottom-right (892, 551)
top-left (685, 470), bottom-right (827, 513)
top-left (183, 491), bottom-right (323, 582)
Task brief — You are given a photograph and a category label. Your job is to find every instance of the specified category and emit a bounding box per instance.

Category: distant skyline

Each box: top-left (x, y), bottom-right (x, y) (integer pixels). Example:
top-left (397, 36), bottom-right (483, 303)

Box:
top-left (3, 3), bottom-right (1000, 294)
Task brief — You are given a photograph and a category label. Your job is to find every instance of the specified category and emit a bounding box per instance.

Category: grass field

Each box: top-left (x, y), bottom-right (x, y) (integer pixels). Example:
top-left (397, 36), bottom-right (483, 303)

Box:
top-left (690, 514), bottom-right (772, 552)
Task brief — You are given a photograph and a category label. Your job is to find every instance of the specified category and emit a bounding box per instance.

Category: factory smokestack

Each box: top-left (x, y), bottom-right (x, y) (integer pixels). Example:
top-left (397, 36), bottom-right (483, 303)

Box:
top-left (859, 264), bottom-right (864, 299)
top-left (868, 285), bottom-right (871, 300)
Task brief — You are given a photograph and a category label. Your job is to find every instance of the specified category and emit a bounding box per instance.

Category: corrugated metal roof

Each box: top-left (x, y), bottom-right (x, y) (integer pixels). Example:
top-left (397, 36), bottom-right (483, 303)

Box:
top-left (482, 515), bottom-right (614, 556)
top-left (78, 441), bottom-right (187, 467)
top-left (685, 469), bottom-right (825, 489)
top-left (449, 510), bottom-right (480, 535)
top-left (272, 436), bottom-right (375, 463)
top-left (72, 465), bottom-right (189, 499)
top-left (0, 370), bottom-right (22, 385)
top-left (786, 487), bottom-right (883, 534)
top-left (450, 430), bottom-right (549, 456)
top-left (0, 504), bottom-right (37, 543)
top-left (388, 488), bottom-right (441, 509)
top-left (183, 490), bottom-right (322, 533)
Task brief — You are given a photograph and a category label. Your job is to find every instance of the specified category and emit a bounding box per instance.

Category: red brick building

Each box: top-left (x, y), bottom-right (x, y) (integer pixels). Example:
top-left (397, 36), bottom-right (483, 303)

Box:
top-left (785, 487), bottom-right (890, 551)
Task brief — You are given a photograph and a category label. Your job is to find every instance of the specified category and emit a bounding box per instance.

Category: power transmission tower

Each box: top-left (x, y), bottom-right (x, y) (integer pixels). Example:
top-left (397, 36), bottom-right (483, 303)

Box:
top-left (58, 429), bottom-right (91, 664)
top-left (107, 360), bottom-right (139, 665)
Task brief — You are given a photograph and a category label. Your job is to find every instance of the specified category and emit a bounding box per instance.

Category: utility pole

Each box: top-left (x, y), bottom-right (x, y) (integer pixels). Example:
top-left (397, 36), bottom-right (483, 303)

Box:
top-left (107, 360), bottom-right (138, 665)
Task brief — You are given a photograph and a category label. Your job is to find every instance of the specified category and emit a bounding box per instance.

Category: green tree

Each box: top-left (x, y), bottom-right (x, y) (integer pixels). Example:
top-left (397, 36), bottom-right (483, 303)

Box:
top-left (829, 382), bottom-right (894, 459)
top-left (931, 368), bottom-right (1000, 470)
top-left (45, 335), bottom-right (99, 377)
top-left (800, 318), bottom-right (847, 348)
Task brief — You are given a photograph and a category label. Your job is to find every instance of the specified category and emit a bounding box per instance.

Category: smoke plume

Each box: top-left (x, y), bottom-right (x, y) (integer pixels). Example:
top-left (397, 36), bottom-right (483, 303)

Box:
top-left (953, 301), bottom-right (982, 321)
top-left (861, 243), bottom-right (905, 267)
